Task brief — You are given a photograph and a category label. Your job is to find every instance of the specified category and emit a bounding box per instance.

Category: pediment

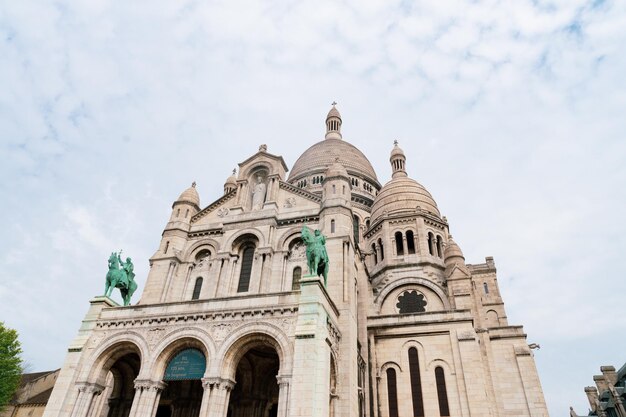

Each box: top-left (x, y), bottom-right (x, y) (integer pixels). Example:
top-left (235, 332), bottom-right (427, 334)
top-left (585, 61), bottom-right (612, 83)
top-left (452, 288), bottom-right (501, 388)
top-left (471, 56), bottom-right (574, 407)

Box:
top-left (190, 189), bottom-right (238, 225)
top-left (445, 263), bottom-right (471, 279)
top-left (276, 181), bottom-right (322, 212)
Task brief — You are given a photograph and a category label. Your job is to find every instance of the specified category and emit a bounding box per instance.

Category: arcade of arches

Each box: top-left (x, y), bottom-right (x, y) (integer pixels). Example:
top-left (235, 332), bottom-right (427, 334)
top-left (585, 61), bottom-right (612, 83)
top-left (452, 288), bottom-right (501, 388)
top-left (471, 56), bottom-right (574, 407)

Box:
top-left (87, 339), bottom-right (283, 417)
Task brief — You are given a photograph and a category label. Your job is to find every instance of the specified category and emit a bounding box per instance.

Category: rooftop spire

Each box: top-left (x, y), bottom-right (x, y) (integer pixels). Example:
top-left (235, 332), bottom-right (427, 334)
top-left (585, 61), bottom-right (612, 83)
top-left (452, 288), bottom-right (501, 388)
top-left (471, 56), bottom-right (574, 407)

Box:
top-left (325, 102), bottom-right (342, 140)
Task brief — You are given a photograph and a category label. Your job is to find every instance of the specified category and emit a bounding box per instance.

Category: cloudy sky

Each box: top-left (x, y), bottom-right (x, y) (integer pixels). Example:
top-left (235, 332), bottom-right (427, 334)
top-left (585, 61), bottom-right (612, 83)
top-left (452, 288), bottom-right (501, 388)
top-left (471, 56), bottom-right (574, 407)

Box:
top-left (1, 0), bottom-right (625, 414)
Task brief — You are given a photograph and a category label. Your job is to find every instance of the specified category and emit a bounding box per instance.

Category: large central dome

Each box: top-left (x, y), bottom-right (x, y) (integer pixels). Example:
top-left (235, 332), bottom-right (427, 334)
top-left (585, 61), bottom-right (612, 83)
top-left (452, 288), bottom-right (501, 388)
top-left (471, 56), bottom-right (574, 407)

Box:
top-left (288, 138), bottom-right (379, 184)
top-left (287, 105), bottom-right (380, 188)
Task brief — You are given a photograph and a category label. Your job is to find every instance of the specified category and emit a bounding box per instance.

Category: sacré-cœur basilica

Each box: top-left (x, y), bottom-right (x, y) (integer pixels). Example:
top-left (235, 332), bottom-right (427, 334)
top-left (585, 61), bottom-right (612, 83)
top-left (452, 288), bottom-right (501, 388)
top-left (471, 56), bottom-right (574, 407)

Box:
top-left (42, 105), bottom-right (550, 417)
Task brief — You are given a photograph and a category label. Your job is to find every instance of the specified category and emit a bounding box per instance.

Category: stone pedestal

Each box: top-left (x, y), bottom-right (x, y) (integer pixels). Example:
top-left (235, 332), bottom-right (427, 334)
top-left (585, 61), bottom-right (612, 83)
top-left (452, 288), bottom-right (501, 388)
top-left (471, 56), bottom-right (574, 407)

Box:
top-left (289, 276), bottom-right (334, 417)
top-left (43, 296), bottom-right (118, 417)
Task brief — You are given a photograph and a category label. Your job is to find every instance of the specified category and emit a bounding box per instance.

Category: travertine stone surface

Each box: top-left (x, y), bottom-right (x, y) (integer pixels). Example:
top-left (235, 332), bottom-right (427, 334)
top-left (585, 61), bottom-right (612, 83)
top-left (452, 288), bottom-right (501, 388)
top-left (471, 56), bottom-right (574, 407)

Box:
top-left (43, 107), bottom-right (549, 417)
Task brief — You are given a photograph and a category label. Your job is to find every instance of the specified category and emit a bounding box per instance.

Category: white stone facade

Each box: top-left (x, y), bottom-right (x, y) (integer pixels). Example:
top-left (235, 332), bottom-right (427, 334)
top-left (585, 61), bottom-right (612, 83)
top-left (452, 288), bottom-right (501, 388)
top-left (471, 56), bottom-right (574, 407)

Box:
top-left (43, 106), bottom-right (549, 417)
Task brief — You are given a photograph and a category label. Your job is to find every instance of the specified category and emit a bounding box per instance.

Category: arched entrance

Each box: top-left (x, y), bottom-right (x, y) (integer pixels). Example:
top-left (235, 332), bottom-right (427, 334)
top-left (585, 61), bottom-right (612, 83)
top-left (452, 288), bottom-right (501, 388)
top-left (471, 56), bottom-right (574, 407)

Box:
top-left (157, 348), bottom-right (206, 417)
top-left (93, 351), bottom-right (141, 417)
top-left (227, 345), bottom-right (280, 417)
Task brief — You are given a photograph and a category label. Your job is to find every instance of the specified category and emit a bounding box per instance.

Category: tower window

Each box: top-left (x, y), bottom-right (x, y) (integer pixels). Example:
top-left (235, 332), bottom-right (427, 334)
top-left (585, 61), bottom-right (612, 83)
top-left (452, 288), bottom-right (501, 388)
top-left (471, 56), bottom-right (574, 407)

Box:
top-left (331, 219), bottom-right (336, 233)
top-left (427, 233), bottom-right (434, 256)
top-left (483, 282), bottom-right (489, 294)
top-left (406, 230), bottom-right (416, 254)
top-left (435, 367), bottom-right (450, 416)
top-left (164, 241), bottom-right (170, 254)
top-left (372, 243), bottom-right (378, 264)
top-left (353, 215), bottom-right (360, 244)
top-left (176, 208), bottom-right (180, 217)
top-left (436, 235), bottom-right (443, 258)
top-left (408, 347), bottom-right (425, 417)
top-left (191, 277), bottom-right (203, 300)
top-left (332, 184), bottom-right (336, 194)
top-left (292, 267), bottom-right (302, 290)
top-left (395, 231), bottom-right (404, 256)
top-left (378, 238), bottom-right (384, 260)
top-left (237, 246), bottom-right (255, 292)
top-left (386, 368), bottom-right (399, 417)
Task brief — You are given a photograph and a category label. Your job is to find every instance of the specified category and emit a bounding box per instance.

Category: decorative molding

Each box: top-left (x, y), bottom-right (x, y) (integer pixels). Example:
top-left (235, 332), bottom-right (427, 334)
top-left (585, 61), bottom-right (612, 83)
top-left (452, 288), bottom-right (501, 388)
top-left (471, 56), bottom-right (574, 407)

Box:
top-left (278, 181), bottom-right (321, 203)
top-left (96, 306), bottom-right (299, 329)
top-left (189, 229), bottom-right (224, 238)
top-left (284, 197), bottom-right (297, 208)
top-left (457, 330), bottom-right (476, 341)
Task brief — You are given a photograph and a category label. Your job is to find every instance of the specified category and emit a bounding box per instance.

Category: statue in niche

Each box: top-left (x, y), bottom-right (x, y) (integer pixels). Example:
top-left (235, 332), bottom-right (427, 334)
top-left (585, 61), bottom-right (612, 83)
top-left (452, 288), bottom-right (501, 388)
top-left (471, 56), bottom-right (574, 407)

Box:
top-left (251, 175), bottom-right (267, 210)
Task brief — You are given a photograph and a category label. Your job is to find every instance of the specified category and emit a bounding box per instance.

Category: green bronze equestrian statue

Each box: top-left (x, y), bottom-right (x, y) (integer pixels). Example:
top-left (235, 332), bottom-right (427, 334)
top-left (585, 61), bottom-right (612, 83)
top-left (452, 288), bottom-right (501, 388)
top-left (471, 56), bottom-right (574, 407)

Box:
top-left (104, 250), bottom-right (138, 306)
top-left (301, 225), bottom-right (330, 286)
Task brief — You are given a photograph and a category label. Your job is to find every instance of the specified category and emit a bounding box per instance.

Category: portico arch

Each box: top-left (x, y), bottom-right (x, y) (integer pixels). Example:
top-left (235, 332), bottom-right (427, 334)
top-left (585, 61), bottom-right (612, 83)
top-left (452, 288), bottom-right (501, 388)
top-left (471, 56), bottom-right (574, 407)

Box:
top-left (218, 326), bottom-right (291, 417)
top-left (77, 339), bottom-right (143, 417)
top-left (152, 334), bottom-right (212, 417)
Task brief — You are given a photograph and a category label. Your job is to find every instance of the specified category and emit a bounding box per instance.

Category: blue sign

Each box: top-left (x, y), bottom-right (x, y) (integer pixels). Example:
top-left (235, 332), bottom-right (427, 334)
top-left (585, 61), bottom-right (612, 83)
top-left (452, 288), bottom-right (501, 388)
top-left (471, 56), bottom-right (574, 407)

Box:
top-left (164, 349), bottom-right (206, 381)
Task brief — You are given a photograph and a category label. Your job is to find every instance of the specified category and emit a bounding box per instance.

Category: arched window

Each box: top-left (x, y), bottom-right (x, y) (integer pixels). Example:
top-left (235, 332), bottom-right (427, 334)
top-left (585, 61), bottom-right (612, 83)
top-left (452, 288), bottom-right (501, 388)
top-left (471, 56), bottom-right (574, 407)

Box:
top-left (427, 233), bottom-right (434, 256)
top-left (353, 215), bottom-right (360, 244)
top-left (435, 367), bottom-right (450, 416)
top-left (185, 209), bottom-right (189, 218)
top-left (483, 282), bottom-right (489, 294)
top-left (331, 219), bottom-right (336, 233)
top-left (176, 208), bottom-right (180, 217)
top-left (372, 244), bottom-right (378, 264)
top-left (406, 230), bottom-right (416, 254)
top-left (191, 277), bottom-right (203, 300)
top-left (292, 267), bottom-right (302, 290)
top-left (378, 238), bottom-right (384, 260)
top-left (237, 246), bottom-right (255, 292)
top-left (332, 184), bottom-right (336, 194)
top-left (164, 241), bottom-right (170, 254)
top-left (386, 368), bottom-right (399, 417)
top-left (436, 235), bottom-right (443, 258)
top-left (395, 231), bottom-right (404, 256)
top-left (408, 347), bottom-right (425, 417)
top-left (365, 219), bottom-right (370, 230)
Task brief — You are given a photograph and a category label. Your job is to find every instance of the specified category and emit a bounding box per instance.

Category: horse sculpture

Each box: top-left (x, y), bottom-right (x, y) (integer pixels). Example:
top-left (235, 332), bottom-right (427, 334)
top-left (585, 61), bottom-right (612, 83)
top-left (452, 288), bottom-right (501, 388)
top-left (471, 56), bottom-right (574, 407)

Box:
top-left (105, 251), bottom-right (137, 306)
top-left (301, 226), bottom-right (329, 286)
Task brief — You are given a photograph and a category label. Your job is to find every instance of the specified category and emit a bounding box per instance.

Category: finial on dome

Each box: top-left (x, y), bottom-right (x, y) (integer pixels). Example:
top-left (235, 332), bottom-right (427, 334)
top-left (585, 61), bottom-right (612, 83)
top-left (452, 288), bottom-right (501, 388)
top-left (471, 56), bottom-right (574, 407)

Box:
top-left (390, 141), bottom-right (407, 178)
top-left (325, 102), bottom-right (342, 140)
top-left (192, 181), bottom-right (196, 188)
top-left (259, 144), bottom-right (267, 152)
top-left (232, 168), bottom-right (236, 175)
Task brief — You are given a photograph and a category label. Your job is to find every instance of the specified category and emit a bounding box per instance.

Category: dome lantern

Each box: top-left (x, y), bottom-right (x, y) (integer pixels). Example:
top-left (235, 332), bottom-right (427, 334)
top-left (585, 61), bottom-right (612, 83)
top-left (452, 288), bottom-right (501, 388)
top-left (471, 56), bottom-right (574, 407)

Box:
top-left (224, 168), bottom-right (237, 194)
top-left (390, 140), bottom-right (407, 179)
top-left (325, 102), bottom-right (342, 140)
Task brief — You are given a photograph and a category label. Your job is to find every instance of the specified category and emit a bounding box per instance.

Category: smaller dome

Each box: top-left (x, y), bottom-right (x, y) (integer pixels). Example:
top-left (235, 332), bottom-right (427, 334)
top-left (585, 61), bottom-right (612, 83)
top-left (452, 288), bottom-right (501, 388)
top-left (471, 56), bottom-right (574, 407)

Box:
top-left (225, 169), bottom-right (237, 186)
top-left (444, 236), bottom-right (465, 264)
top-left (370, 177), bottom-right (440, 222)
top-left (325, 158), bottom-right (349, 178)
top-left (176, 182), bottom-right (200, 207)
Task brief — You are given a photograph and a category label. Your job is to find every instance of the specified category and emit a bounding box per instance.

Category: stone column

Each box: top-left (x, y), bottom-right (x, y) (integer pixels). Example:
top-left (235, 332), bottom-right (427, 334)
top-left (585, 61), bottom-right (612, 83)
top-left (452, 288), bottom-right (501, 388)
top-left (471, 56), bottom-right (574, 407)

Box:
top-left (129, 380), bottom-right (166, 417)
top-left (207, 379), bottom-right (236, 417)
top-left (276, 375), bottom-right (291, 417)
top-left (198, 378), bottom-right (215, 417)
top-left (69, 383), bottom-right (104, 417)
